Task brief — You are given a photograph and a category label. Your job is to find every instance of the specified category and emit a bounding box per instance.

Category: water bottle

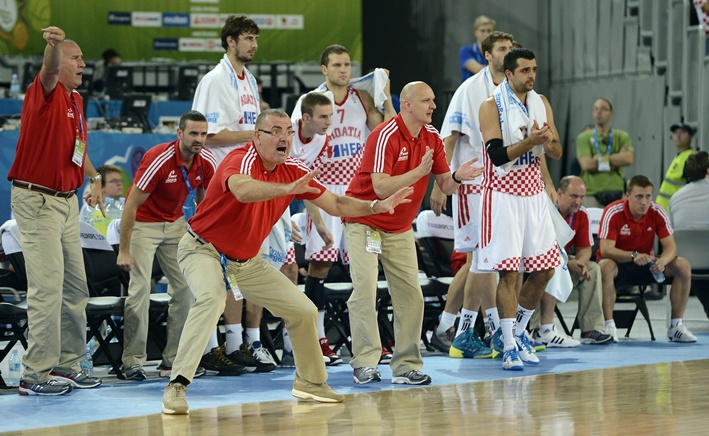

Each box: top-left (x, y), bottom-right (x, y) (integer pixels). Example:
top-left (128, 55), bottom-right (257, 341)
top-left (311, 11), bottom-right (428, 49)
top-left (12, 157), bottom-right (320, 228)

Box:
top-left (92, 205), bottom-right (108, 236)
top-left (9, 73), bottom-right (20, 98)
top-left (648, 259), bottom-right (666, 283)
top-left (81, 202), bottom-right (94, 225)
top-left (7, 348), bottom-right (21, 386)
top-left (107, 198), bottom-right (123, 222)
top-left (80, 342), bottom-right (94, 376)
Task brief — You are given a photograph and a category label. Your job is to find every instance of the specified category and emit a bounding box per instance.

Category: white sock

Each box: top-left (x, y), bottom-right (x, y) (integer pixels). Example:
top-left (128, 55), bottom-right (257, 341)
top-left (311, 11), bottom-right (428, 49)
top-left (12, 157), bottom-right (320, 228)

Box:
top-left (670, 318), bottom-right (682, 328)
top-left (605, 319), bottom-right (616, 330)
top-left (540, 323), bottom-right (554, 334)
top-left (515, 305), bottom-right (535, 337)
top-left (438, 311), bottom-right (457, 332)
top-left (282, 327), bottom-right (293, 353)
top-left (485, 308), bottom-right (500, 334)
top-left (203, 328), bottom-right (219, 355)
top-left (456, 309), bottom-right (478, 338)
top-left (225, 323), bottom-right (243, 354)
top-left (500, 318), bottom-right (516, 350)
top-left (245, 327), bottom-right (260, 346)
top-left (318, 311), bottom-right (326, 339)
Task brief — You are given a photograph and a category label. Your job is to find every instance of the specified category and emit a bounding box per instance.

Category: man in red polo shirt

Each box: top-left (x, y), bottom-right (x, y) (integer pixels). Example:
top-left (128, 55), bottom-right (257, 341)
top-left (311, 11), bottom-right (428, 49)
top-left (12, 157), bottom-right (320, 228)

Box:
top-left (597, 175), bottom-right (696, 343)
top-left (344, 81), bottom-right (483, 386)
top-left (8, 26), bottom-right (103, 395)
top-left (161, 109), bottom-right (413, 414)
top-left (117, 111), bottom-right (221, 380)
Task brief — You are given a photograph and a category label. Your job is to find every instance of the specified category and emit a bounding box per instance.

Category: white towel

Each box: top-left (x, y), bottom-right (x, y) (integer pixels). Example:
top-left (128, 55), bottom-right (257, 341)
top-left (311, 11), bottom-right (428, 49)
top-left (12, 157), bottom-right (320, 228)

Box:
top-left (291, 68), bottom-right (389, 121)
top-left (493, 80), bottom-right (546, 177)
top-left (543, 197), bottom-right (574, 302)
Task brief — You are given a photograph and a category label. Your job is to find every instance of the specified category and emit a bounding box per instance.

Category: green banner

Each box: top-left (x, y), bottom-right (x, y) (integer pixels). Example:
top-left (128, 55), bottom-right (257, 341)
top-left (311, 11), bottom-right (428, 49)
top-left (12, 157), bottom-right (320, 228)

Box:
top-left (0, 0), bottom-right (362, 62)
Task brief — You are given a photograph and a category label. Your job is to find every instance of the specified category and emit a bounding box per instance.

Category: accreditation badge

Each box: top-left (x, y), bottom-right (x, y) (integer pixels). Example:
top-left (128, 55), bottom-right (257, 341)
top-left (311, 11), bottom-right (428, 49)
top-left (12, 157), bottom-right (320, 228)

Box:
top-left (597, 154), bottom-right (611, 172)
top-left (72, 137), bottom-right (86, 166)
top-left (366, 229), bottom-right (382, 254)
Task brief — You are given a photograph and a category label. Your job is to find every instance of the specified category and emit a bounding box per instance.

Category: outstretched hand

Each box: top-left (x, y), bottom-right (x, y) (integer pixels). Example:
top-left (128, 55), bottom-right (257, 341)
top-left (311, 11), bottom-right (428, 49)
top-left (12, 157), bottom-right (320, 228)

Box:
top-left (376, 186), bottom-right (414, 214)
top-left (417, 147), bottom-right (434, 178)
top-left (287, 170), bottom-right (321, 196)
top-left (455, 157), bottom-right (484, 181)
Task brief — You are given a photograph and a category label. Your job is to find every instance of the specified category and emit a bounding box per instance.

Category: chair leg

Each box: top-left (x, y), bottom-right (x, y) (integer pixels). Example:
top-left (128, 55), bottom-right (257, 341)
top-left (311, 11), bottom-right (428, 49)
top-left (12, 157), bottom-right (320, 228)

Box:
top-left (635, 298), bottom-right (656, 341)
top-left (259, 319), bottom-right (280, 365)
top-left (555, 305), bottom-right (571, 336)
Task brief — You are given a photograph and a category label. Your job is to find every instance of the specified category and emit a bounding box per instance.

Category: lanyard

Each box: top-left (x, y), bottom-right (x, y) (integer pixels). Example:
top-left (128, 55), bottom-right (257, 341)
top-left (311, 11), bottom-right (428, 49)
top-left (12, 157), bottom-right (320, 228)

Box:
top-left (73, 103), bottom-right (85, 141)
top-left (556, 203), bottom-right (574, 228)
top-left (220, 254), bottom-right (232, 292)
top-left (179, 165), bottom-right (203, 194)
top-left (593, 128), bottom-right (612, 156)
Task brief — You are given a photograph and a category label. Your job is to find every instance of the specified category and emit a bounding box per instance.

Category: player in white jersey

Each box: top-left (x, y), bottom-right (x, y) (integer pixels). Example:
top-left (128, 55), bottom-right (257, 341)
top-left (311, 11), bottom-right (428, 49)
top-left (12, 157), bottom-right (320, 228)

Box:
top-left (429, 32), bottom-right (515, 358)
top-left (478, 48), bottom-right (562, 371)
top-left (191, 15), bottom-right (276, 374)
top-left (293, 45), bottom-right (396, 364)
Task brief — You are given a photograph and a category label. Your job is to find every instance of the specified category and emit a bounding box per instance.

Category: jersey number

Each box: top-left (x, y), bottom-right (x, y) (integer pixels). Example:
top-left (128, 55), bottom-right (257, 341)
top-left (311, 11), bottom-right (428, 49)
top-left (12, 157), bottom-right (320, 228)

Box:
top-left (337, 109), bottom-right (345, 124)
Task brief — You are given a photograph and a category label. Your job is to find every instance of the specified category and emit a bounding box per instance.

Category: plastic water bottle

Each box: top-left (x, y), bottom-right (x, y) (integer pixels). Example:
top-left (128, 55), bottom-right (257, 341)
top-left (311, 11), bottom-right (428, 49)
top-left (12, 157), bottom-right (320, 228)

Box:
top-left (80, 342), bottom-right (94, 376)
top-left (9, 73), bottom-right (20, 98)
top-left (92, 205), bottom-right (108, 236)
top-left (7, 348), bottom-right (21, 386)
top-left (648, 259), bottom-right (666, 283)
top-left (106, 198), bottom-right (123, 222)
top-left (81, 202), bottom-right (94, 225)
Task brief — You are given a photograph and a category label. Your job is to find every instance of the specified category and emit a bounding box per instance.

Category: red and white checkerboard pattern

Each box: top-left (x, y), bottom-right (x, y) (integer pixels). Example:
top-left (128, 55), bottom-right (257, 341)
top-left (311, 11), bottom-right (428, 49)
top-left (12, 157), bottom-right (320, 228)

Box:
top-left (317, 156), bottom-right (362, 185)
top-left (285, 245), bottom-right (296, 265)
top-left (520, 243), bottom-right (561, 272)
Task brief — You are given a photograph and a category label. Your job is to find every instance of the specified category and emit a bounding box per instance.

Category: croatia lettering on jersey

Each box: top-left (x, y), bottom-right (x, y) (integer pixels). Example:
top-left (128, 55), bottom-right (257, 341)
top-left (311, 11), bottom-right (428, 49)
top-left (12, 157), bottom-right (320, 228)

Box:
top-left (481, 127), bottom-right (544, 196)
top-left (320, 88), bottom-right (369, 185)
top-left (237, 74), bottom-right (258, 128)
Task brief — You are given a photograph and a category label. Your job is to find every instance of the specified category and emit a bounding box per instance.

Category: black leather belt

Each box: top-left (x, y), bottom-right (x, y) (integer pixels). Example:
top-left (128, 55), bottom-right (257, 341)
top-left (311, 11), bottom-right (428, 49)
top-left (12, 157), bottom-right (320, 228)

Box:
top-left (12, 180), bottom-right (75, 198)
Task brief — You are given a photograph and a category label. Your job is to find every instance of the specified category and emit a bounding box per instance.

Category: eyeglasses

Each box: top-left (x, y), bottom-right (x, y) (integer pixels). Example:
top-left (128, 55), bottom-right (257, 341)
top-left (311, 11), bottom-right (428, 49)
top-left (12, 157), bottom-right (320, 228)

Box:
top-left (258, 128), bottom-right (295, 139)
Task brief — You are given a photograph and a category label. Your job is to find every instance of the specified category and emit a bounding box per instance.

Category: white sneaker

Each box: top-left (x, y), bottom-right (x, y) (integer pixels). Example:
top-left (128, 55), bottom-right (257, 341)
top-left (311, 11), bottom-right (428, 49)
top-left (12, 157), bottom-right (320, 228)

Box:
top-left (668, 323), bottom-right (697, 343)
top-left (514, 333), bottom-right (539, 365)
top-left (536, 325), bottom-right (580, 348)
top-left (605, 325), bottom-right (619, 343)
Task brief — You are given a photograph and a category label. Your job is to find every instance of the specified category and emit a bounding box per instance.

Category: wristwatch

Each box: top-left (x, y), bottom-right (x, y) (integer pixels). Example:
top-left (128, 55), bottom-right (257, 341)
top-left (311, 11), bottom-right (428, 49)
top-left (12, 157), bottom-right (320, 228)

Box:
top-left (89, 173), bottom-right (102, 183)
top-left (630, 251), bottom-right (638, 261)
top-left (369, 199), bottom-right (379, 214)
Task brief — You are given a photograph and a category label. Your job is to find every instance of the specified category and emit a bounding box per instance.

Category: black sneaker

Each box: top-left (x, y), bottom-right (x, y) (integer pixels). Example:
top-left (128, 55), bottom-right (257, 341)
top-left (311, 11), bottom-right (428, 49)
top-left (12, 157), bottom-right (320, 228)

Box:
top-left (227, 346), bottom-right (276, 373)
top-left (200, 345), bottom-right (248, 376)
top-left (391, 370), bottom-right (432, 385)
top-left (18, 379), bottom-right (72, 396)
top-left (580, 330), bottom-right (613, 345)
top-left (50, 371), bottom-right (102, 388)
top-left (121, 364), bottom-right (147, 381)
top-left (158, 364), bottom-right (206, 379)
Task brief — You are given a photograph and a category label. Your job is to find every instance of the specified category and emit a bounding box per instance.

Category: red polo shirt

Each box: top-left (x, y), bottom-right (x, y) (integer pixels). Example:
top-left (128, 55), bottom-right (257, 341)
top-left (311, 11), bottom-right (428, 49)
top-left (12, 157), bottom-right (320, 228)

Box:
top-left (562, 206), bottom-right (593, 252)
top-left (129, 140), bottom-right (217, 223)
top-left (345, 114), bottom-right (449, 233)
top-left (596, 199), bottom-right (673, 259)
top-left (189, 143), bottom-right (326, 260)
top-left (8, 75), bottom-right (87, 191)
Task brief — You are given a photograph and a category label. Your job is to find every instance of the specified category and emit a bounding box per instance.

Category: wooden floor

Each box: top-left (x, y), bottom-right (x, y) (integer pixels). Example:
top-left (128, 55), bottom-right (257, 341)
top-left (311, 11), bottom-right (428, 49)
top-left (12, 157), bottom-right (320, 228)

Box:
top-left (10, 358), bottom-right (709, 435)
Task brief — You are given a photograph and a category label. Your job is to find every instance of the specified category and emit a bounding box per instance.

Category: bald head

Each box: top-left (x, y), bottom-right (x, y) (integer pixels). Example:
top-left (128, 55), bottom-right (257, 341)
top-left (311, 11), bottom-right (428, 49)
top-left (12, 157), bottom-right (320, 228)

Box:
top-left (400, 81), bottom-right (430, 102)
top-left (399, 81), bottom-right (436, 133)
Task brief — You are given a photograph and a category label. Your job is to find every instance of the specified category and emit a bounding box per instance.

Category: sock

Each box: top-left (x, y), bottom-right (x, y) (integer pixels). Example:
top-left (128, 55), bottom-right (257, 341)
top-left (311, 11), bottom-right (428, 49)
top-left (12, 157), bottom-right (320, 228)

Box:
top-left (500, 318), bottom-right (516, 351)
top-left (605, 319), bottom-right (616, 330)
top-left (304, 276), bottom-right (326, 310)
top-left (456, 309), bottom-right (478, 338)
top-left (171, 375), bottom-right (190, 386)
top-left (282, 327), bottom-right (293, 353)
top-left (670, 318), bottom-right (682, 328)
top-left (485, 308), bottom-right (500, 334)
top-left (245, 327), bottom-right (260, 347)
top-left (224, 323), bottom-right (243, 354)
top-left (203, 328), bottom-right (219, 355)
top-left (318, 311), bottom-right (326, 338)
top-left (540, 323), bottom-right (554, 334)
top-left (438, 311), bottom-right (457, 332)
top-left (514, 305), bottom-right (535, 337)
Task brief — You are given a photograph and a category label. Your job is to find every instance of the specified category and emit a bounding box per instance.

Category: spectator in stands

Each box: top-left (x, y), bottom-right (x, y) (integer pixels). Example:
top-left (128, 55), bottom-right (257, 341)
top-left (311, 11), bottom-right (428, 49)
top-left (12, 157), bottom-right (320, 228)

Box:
top-left (669, 150), bottom-right (709, 228)
top-left (96, 164), bottom-right (125, 202)
top-left (576, 99), bottom-right (634, 208)
top-left (598, 175), bottom-right (696, 343)
top-left (117, 111), bottom-right (217, 380)
top-left (533, 176), bottom-right (612, 347)
top-left (459, 15), bottom-right (496, 82)
top-left (8, 26), bottom-right (102, 395)
top-left (656, 123), bottom-right (696, 211)
top-left (93, 48), bottom-right (122, 93)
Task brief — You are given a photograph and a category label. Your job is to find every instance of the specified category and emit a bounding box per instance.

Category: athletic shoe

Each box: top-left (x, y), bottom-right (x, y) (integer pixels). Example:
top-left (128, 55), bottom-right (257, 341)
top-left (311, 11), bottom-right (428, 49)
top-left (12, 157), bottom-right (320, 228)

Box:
top-left (514, 334), bottom-right (540, 365)
top-left (18, 379), bottom-right (72, 396)
top-left (491, 329), bottom-right (504, 359)
top-left (391, 370), bottom-right (431, 385)
top-left (604, 325), bottom-right (619, 343)
top-left (158, 365), bottom-right (206, 378)
top-left (526, 330), bottom-right (546, 352)
top-left (292, 376), bottom-right (344, 403)
top-left (353, 367), bottom-right (382, 384)
top-left (580, 330), bottom-right (613, 345)
top-left (280, 350), bottom-right (295, 368)
top-left (430, 325), bottom-right (456, 353)
top-left (319, 338), bottom-right (344, 366)
top-left (162, 383), bottom-right (189, 415)
top-left (50, 370), bottom-right (101, 388)
top-left (122, 364), bottom-right (147, 381)
top-left (667, 323), bottom-right (698, 343)
top-left (249, 341), bottom-right (278, 368)
top-left (535, 325), bottom-right (580, 348)
top-left (501, 348), bottom-right (524, 371)
top-left (228, 346), bottom-right (276, 373)
top-left (379, 347), bottom-right (393, 365)
top-left (200, 345), bottom-right (248, 376)
top-left (449, 328), bottom-right (494, 358)
top-left (482, 331), bottom-right (493, 347)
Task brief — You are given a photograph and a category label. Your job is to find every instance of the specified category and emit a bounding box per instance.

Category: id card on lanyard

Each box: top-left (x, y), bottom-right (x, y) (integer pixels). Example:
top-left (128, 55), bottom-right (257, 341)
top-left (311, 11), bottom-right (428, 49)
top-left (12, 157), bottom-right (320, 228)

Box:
top-left (593, 128), bottom-right (612, 173)
top-left (72, 103), bottom-right (86, 166)
top-left (179, 165), bottom-right (202, 221)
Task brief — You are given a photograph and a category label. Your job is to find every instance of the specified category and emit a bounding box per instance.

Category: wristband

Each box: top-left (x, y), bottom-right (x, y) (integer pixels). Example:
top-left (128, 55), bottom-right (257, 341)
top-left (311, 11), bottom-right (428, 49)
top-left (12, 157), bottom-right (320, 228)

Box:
top-left (369, 199), bottom-right (379, 214)
top-left (451, 171), bottom-right (462, 184)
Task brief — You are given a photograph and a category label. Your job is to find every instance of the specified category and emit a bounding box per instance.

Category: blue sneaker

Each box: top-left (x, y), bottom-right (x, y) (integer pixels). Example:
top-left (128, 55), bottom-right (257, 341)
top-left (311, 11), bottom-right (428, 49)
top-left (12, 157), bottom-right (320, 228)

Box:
top-left (491, 329), bottom-right (504, 359)
top-left (526, 330), bottom-right (547, 351)
top-left (501, 348), bottom-right (524, 371)
top-left (515, 333), bottom-right (540, 365)
top-left (449, 328), bottom-right (493, 359)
